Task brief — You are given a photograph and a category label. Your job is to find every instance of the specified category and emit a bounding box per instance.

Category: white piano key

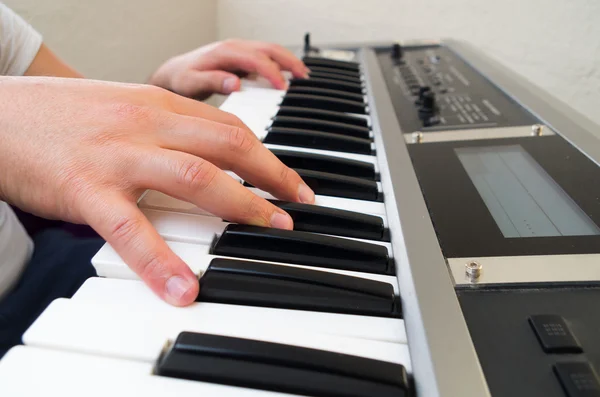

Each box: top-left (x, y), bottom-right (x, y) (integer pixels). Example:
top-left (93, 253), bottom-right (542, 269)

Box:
top-left (64, 277), bottom-right (406, 343)
top-left (141, 208), bottom-right (225, 245)
top-left (24, 295), bottom-right (409, 367)
top-left (219, 89), bottom-right (284, 139)
top-left (0, 346), bottom-right (296, 397)
top-left (91, 240), bottom-right (399, 294)
top-left (264, 143), bottom-right (379, 172)
top-left (139, 189), bottom-right (388, 224)
top-left (249, 187), bottom-right (387, 217)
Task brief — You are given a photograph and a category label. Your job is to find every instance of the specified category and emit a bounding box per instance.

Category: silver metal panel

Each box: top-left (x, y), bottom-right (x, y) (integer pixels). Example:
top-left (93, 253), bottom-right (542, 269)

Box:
top-left (360, 48), bottom-right (491, 397)
top-left (444, 40), bottom-right (600, 167)
top-left (449, 254), bottom-right (600, 286)
top-left (405, 124), bottom-right (555, 144)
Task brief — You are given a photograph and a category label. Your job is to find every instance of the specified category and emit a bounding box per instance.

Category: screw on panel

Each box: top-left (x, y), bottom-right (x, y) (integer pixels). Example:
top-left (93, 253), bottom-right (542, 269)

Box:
top-left (412, 132), bottom-right (424, 143)
top-left (531, 124), bottom-right (544, 136)
top-left (465, 261), bottom-right (482, 282)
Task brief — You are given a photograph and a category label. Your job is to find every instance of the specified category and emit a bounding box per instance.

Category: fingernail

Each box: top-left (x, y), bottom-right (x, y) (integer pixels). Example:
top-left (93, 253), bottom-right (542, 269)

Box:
top-left (223, 77), bottom-right (238, 93)
top-left (298, 183), bottom-right (315, 204)
top-left (270, 211), bottom-right (293, 229)
top-left (303, 67), bottom-right (311, 79)
top-left (165, 275), bottom-right (194, 302)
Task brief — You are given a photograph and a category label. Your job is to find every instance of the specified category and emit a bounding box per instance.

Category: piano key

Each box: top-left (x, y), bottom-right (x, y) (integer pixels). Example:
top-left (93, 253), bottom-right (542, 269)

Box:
top-left (91, 240), bottom-right (399, 294)
top-left (34, 278), bottom-right (410, 345)
top-left (286, 86), bottom-right (365, 102)
top-left (157, 332), bottom-right (410, 397)
top-left (308, 71), bottom-right (363, 84)
top-left (306, 65), bottom-right (362, 78)
top-left (303, 56), bottom-right (360, 72)
top-left (276, 106), bottom-right (369, 128)
top-left (141, 207), bottom-right (390, 246)
top-left (141, 208), bottom-right (225, 245)
top-left (290, 77), bottom-right (364, 95)
top-left (263, 127), bottom-right (374, 155)
top-left (264, 143), bottom-right (378, 170)
top-left (0, 346), bottom-right (294, 397)
top-left (211, 224), bottom-right (394, 275)
top-left (269, 200), bottom-right (388, 240)
top-left (270, 116), bottom-right (371, 139)
top-left (280, 94), bottom-right (367, 114)
top-left (138, 188), bottom-right (387, 218)
top-left (199, 258), bottom-right (399, 317)
top-left (249, 187), bottom-right (387, 217)
top-left (293, 169), bottom-right (382, 201)
top-left (270, 149), bottom-right (377, 179)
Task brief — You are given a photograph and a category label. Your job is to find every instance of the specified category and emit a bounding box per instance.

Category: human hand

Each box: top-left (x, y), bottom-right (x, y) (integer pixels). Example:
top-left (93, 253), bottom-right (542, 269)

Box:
top-left (0, 76), bottom-right (315, 306)
top-left (149, 39), bottom-right (309, 99)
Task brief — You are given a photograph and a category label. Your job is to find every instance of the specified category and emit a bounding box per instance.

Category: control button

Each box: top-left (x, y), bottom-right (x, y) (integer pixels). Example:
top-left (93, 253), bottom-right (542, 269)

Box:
top-left (420, 91), bottom-right (436, 113)
top-left (529, 315), bottom-right (583, 354)
top-left (391, 43), bottom-right (403, 62)
top-left (554, 362), bottom-right (600, 397)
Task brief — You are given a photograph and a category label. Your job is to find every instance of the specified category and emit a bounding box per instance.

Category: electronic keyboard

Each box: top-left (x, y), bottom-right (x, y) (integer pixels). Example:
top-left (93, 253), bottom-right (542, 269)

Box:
top-left (2, 35), bottom-right (600, 397)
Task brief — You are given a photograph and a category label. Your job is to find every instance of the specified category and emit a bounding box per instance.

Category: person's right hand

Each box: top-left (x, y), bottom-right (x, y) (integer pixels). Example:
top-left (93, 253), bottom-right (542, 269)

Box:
top-left (0, 76), bottom-right (315, 306)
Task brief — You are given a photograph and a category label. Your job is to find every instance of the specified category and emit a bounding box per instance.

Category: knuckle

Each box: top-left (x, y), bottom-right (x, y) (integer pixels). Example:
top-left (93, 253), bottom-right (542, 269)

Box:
top-left (242, 194), bottom-right (271, 224)
top-left (278, 165), bottom-right (292, 186)
top-left (226, 126), bottom-right (256, 154)
top-left (111, 102), bottom-right (153, 123)
top-left (110, 216), bottom-right (143, 243)
top-left (177, 159), bottom-right (219, 192)
top-left (136, 251), bottom-right (170, 281)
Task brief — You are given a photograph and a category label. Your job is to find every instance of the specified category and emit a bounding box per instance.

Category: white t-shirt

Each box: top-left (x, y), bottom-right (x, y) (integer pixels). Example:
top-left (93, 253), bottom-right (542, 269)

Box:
top-left (0, 3), bottom-right (43, 300)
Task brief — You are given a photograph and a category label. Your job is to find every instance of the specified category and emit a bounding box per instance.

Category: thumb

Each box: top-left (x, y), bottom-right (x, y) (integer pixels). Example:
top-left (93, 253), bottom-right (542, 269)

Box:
top-left (184, 70), bottom-right (241, 97)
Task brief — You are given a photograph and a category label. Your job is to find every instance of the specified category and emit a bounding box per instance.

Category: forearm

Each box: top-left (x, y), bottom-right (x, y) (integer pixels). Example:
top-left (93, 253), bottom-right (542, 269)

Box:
top-left (24, 43), bottom-right (83, 78)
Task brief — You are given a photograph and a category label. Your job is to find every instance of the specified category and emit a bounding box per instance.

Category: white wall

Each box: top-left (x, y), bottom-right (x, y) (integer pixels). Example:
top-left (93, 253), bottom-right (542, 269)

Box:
top-left (6, 0), bottom-right (217, 83)
top-left (217, 0), bottom-right (600, 126)
top-left (6, 0), bottom-right (600, 126)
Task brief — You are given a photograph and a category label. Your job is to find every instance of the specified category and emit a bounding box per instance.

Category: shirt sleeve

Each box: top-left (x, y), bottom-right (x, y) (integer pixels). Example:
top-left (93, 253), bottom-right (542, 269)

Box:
top-left (0, 3), bottom-right (43, 76)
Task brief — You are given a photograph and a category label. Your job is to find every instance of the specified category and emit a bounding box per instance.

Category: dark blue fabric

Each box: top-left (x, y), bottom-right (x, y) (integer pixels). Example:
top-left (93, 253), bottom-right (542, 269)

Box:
top-left (0, 228), bottom-right (103, 358)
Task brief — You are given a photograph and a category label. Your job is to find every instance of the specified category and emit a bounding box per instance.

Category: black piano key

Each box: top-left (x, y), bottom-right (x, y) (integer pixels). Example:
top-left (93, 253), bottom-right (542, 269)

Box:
top-left (295, 169), bottom-right (382, 201)
top-left (271, 116), bottom-right (370, 139)
top-left (264, 128), bottom-right (374, 155)
top-left (303, 56), bottom-right (360, 72)
top-left (157, 332), bottom-right (410, 397)
top-left (287, 86), bottom-right (364, 102)
top-left (281, 94), bottom-right (367, 114)
top-left (198, 258), bottom-right (398, 317)
top-left (309, 71), bottom-right (363, 84)
top-left (290, 78), bottom-right (364, 95)
top-left (276, 106), bottom-right (369, 128)
top-left (270, 149), bottom-right (377, 180)
top-left (211, 224), bottom-right (394, 275)
top-left (269, 200), bottom-right (386, 240)
top-left (308, 66), bottom-right (361, 79)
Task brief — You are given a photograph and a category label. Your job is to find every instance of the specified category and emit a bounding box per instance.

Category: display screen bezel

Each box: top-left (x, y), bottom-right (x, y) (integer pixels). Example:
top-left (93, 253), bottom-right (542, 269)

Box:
top-left (408, 135), bottom-right (600, 258)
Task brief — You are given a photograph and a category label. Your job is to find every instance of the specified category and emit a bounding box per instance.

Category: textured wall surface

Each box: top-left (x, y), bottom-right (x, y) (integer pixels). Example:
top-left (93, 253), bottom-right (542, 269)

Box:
top-left (5, 0), bottom-right (217, 83)
top-left (218, 0), bottom-right (600, 126)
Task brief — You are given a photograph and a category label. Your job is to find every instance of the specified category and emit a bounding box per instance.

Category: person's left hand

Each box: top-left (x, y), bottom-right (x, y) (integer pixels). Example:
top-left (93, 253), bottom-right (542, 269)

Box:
top-left (149, 39), bottom-right (309, 100)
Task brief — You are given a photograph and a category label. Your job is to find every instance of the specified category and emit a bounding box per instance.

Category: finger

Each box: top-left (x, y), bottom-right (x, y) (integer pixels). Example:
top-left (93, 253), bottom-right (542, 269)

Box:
top-left (155, 114), bottom-right (315, 204)
top-left (81, 191), bottom-right (199, 306)
top-left (251, 41), bottom-right (309, 78)
top-left (135, 148), bottom-right (295, 228)
top-left (207, 44), bottom-right (288, 90)
top-left (177, 70), bottom-right (242, 98)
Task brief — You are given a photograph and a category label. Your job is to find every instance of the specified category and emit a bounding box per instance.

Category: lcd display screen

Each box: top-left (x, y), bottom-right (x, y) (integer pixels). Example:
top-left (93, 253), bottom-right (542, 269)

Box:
top-left (455, 145), bottom-right (600, 238)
